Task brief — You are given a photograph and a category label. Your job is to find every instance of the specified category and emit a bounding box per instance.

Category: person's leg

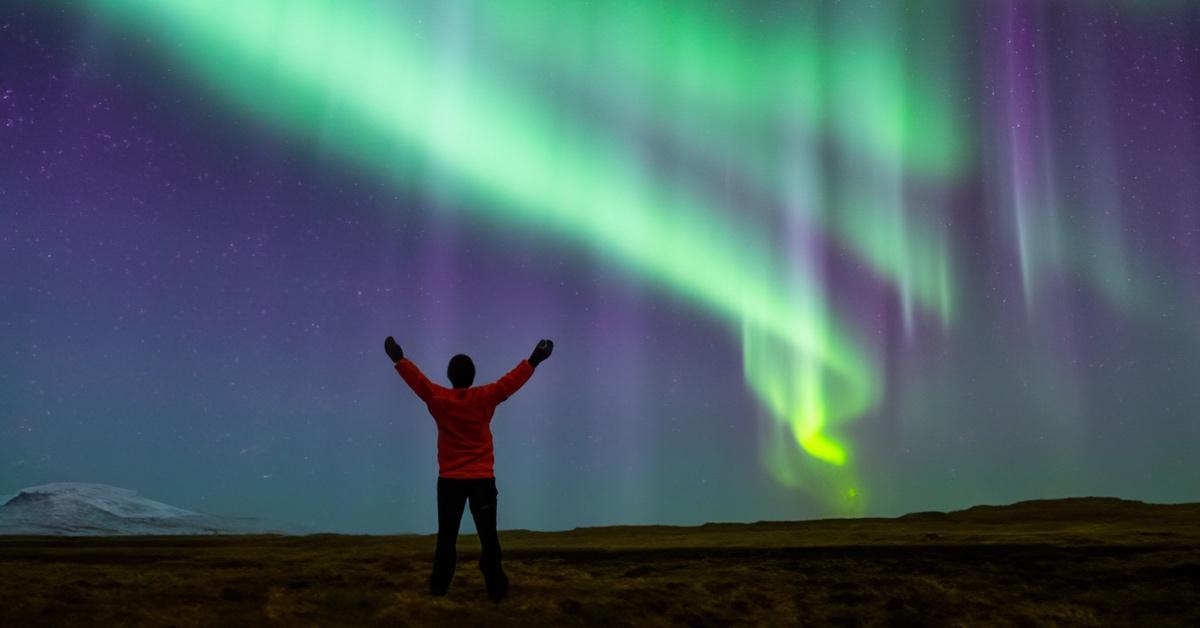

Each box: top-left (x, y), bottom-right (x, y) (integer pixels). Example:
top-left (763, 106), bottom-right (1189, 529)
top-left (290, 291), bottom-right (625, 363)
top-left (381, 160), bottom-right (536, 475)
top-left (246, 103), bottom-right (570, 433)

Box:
top-left (468, 477), bottom-right (508, 600)
top-left (431, 477), bottom-right (468, 596)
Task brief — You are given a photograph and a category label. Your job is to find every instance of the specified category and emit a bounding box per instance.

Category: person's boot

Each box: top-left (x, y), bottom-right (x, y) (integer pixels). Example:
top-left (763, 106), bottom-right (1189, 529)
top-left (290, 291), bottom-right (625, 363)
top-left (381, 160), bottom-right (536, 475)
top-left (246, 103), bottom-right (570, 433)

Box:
top-left (483, 565), bottom-right (508, 602)
top-left (429, 569), bottom-right (452, 596)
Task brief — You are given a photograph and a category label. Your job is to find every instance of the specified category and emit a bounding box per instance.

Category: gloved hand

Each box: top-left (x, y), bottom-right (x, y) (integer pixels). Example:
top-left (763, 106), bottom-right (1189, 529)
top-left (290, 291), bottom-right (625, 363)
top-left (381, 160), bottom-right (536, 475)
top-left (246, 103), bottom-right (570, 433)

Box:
top-left (528, 339), bottom-right (554, 367)
top-left (384, 336), bottom-right (404, 362)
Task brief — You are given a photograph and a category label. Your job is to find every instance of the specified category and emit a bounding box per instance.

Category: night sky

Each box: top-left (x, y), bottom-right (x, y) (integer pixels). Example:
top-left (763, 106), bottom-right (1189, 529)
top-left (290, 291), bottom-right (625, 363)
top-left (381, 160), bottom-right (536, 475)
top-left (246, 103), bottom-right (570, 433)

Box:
top-left (2, 1), bottom-right (1199, 534)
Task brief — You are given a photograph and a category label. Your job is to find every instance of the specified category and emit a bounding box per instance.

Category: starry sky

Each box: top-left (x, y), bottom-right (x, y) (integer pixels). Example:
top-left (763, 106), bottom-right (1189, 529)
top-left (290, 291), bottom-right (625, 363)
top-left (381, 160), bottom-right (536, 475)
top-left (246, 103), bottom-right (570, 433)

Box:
top-left (2, 1), bottom-right (1199, 534)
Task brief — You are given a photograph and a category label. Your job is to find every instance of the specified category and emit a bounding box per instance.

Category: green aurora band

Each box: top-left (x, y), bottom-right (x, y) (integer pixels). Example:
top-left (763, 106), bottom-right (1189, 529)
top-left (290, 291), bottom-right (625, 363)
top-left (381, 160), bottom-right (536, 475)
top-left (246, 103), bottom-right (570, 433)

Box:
top-left (85, 0), bottom-right (984, 513)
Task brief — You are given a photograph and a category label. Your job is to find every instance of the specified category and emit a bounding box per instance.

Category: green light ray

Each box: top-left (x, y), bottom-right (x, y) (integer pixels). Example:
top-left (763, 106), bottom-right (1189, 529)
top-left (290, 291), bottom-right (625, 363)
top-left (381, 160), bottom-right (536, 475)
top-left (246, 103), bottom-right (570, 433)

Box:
top-left (453, 0), bottom-right (965, 324)
top-left (467, 0), bottom-right (969, 179)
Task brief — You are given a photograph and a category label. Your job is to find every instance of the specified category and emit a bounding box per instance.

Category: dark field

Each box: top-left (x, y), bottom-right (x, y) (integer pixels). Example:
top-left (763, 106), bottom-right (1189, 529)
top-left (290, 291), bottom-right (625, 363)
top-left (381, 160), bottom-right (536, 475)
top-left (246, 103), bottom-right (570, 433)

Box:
top-left (1, 498), bottom-right (1197, 627)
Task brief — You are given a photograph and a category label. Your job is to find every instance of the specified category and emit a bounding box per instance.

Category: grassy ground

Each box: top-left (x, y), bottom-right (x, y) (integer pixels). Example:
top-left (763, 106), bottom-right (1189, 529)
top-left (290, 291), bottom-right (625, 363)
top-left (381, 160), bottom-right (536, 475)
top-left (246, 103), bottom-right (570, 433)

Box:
top-left (1, 498), bottom-right (1197, 626)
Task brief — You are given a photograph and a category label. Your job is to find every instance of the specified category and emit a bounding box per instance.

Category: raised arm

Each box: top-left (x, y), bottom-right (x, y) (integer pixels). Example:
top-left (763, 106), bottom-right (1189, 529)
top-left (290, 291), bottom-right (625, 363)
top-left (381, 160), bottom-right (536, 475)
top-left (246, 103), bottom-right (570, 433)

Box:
top-left (479, 339), bottom-right (553, 406)
top-left (478, 360), bottom-right (535, 406)
top-left (385, 336), bottom-right (436, 403)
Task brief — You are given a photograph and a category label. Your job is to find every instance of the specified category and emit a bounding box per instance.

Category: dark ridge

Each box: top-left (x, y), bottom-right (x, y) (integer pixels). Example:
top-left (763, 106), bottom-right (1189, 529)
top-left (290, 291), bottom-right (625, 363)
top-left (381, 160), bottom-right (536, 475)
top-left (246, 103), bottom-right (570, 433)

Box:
top-left (940, 497), bottom-right (1200, 523)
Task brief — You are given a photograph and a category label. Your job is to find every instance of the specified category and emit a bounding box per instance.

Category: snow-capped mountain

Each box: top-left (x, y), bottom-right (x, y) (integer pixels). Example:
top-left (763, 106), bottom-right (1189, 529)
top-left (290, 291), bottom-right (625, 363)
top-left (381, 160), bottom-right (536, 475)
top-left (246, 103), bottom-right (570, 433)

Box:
top-left (0, 482), bottom-right (308, 535)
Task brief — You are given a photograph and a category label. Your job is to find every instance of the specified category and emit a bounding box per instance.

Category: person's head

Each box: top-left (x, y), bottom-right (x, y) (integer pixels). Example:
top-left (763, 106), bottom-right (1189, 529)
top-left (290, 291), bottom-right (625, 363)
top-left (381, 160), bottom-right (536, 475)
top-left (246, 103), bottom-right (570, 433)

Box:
top-left (447, 354), bottom-right (475, 388)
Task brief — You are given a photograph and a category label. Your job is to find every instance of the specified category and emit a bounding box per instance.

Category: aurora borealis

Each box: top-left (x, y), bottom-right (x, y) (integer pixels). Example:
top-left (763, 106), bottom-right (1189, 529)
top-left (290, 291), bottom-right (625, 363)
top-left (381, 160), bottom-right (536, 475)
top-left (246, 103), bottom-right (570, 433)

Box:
top-left (2, 1), bottom-right (1198, 534)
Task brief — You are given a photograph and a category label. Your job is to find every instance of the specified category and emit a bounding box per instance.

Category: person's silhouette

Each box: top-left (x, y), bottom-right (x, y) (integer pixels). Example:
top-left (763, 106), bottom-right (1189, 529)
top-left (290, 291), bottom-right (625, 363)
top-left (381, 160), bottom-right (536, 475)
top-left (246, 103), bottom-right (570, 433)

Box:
top-left (384, 336), bottom-right (553, 601)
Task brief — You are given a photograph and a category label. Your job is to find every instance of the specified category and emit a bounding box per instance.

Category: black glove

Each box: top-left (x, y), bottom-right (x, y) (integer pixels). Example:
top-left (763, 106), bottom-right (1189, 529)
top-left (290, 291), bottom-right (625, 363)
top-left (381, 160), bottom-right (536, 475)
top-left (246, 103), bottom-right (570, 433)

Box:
top-left (528, 339), bottom-right (554, 367)
top-left (384, 336), bottom-right (404, 362)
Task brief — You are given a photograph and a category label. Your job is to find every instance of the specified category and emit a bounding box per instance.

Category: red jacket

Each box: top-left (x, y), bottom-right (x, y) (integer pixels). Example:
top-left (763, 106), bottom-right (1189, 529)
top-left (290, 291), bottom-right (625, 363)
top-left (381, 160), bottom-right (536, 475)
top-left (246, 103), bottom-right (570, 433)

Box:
top-left (395, 357), bottom-right (534, 479)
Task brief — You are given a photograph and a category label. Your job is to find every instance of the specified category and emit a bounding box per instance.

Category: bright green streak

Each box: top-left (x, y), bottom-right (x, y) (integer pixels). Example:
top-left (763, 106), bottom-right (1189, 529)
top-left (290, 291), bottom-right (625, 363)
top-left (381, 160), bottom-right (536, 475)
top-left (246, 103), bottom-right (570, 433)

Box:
top-left (456, 0), bottom-right (964, 324)
top-left (86, 0), bottom-right (969, 513)
top-left (469, 0), bottom-right (968, 178)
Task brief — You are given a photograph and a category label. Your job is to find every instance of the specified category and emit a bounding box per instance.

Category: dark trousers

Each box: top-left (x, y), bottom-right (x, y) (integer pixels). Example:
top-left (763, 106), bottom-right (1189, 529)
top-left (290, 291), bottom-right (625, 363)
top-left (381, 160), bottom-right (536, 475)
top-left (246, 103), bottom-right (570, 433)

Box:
top-left (430, 476), bottom-right (508, 598)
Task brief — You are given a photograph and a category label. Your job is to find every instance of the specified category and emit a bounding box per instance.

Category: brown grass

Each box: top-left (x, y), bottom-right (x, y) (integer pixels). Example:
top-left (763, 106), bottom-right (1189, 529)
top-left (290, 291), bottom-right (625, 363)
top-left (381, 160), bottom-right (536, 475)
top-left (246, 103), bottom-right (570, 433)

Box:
top-left (2, 500), bottom-right (1198, 626)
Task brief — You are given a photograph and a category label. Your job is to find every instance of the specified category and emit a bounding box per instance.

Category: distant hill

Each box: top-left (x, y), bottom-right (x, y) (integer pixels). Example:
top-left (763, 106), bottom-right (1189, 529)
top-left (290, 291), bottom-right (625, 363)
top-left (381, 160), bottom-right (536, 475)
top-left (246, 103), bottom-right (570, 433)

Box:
top-left (898, 497), bottom-right (1200, 523)
top-left (0, 482), bottom-right (309, 536)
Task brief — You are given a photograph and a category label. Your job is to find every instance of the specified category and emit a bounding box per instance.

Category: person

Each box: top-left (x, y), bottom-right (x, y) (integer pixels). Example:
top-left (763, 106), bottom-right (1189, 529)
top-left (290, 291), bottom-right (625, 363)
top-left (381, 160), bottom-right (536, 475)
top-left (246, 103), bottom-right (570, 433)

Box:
top-left (384, 335), bottom-right (554, 601)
